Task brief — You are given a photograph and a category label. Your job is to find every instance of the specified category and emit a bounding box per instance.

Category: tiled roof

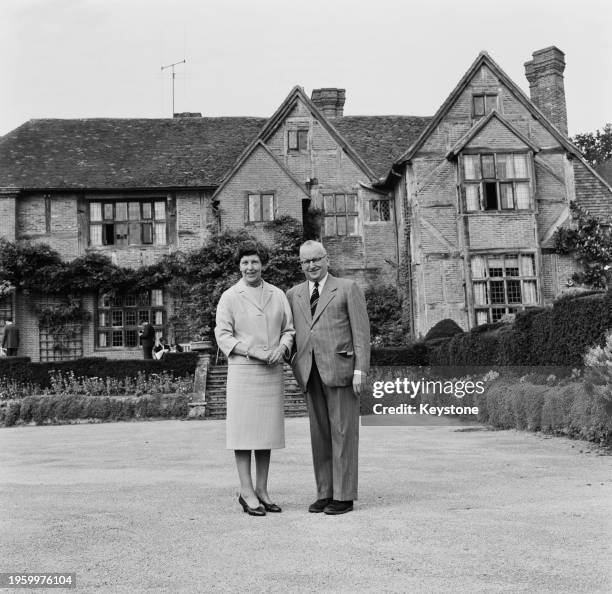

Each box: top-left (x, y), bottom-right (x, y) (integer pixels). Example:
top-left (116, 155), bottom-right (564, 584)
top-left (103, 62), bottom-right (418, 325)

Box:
top-left (0, 117), bottom-right (267, 189)
top-left (596, 159), bottom-right (612, 187)
top-left (0, 114), bottom-right (432, 191)
top-left (330, 115), bottom-right (432, 178)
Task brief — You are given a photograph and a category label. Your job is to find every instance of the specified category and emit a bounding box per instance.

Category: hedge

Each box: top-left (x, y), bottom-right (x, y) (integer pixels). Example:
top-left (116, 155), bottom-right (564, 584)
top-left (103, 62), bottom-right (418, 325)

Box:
top-left (476, 379), bottom-right (612, 445)
top-left (429, 290), bottom-right (612, 368)
top-left (370, 343), bottom-right (428, 366)
top-left (0, 393), bottom-right (190, 426)
top-left (0, 352), bottom-right (199, 390)
top-left (361, 369), bottom-right (611, 445)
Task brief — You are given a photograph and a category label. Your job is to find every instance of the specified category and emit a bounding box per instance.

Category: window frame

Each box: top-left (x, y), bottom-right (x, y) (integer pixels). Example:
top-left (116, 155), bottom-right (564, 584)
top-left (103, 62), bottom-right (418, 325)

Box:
top-left (471, 253), bottom-right (539, 325)
top-left (462, 152), bottom-right (532, 213)
top-left (472, 93), bottom-right (498, 118)
top-left (287, 127), bottom-right (309, 152)
top-left (246, 192), bottom-right (276, 223)
top-left (321, 192), bottom-right (359, 237)
top-left (368, 199), bottom-right (393, 223)
top-left (89, 199), bottom-right (167, 247)
top-left (96, 289), bottom-right (165, 349)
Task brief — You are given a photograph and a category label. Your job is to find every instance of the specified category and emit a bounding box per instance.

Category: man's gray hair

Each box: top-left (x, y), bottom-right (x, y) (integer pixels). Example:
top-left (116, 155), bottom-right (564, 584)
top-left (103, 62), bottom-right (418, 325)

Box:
top-left (300, 240), bottom-right (326, 254)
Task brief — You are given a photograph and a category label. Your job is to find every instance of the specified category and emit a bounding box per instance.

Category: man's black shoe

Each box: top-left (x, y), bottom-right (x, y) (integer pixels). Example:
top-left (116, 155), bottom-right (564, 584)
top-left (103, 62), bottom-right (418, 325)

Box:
top-left (308, 498), bottom-right (332, 513)
top-left (323, 500), bottom-right (353, 515)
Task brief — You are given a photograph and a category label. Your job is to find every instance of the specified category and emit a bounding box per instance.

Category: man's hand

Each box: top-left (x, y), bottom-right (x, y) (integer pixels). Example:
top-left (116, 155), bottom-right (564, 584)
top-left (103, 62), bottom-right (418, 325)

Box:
top-left (352, 372), bottom-right (367, 396)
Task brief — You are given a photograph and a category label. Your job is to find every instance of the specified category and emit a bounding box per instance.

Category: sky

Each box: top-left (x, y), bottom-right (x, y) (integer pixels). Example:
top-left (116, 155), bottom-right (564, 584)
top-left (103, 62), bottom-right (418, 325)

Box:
top-left (1, 0), bottom-right (610, 138)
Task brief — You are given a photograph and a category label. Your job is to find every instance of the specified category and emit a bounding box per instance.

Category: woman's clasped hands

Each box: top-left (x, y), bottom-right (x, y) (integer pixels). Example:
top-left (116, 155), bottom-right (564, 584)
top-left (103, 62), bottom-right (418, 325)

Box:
top-left (249, 345), bottom-right (287, 365)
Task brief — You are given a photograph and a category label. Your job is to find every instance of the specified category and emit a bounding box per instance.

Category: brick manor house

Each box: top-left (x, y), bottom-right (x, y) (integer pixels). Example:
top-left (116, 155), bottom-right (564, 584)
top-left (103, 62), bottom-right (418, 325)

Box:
top-left (0, 46), bottom-right (610, 361)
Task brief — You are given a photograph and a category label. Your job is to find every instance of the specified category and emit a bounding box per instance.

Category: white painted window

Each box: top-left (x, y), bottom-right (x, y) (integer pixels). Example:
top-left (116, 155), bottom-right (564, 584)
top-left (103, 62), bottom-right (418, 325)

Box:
top-left (462, 153), bottom-right (532, 212)
top-left (89, 200), bottom-right (167, 246)
top-left (247, 193), bottom-right (275, 222)
top-left (471, 253), bottom-right (538, 324)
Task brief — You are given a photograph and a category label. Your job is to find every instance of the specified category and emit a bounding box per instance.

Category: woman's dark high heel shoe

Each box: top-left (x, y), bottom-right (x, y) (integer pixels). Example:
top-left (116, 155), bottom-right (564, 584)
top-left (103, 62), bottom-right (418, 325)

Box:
top-left (257, 496), bottom-right (282, 513)
top-left (238, 494), bottom-right (266, 516)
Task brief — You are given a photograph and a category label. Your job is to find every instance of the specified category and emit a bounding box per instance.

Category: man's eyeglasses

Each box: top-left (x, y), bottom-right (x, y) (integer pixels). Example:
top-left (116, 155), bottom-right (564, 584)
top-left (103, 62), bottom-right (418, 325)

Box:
top-left (300, 255), bottom-right (327, 266)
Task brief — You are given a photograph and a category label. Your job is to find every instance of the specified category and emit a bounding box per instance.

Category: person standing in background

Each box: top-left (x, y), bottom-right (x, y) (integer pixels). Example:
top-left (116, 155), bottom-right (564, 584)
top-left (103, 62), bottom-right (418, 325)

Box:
top-left (2, 318), bottom-right (20, 357)
top-left (139, 321), bottom-right (155, 360)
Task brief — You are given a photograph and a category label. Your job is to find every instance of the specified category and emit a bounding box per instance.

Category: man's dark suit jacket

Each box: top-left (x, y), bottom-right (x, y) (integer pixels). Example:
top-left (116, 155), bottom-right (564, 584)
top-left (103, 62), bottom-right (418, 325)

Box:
top-left (2, 325), bottom-right (20, 349)
top-left (140, 323), bottom-right (155, 348)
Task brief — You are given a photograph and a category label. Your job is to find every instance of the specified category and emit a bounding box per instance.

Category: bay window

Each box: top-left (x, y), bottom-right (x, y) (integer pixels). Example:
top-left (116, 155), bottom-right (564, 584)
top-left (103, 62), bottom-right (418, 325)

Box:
top-left (463, 153), bottom-right (531, 212)
top-left (471, 253), bottom-right (538, 324)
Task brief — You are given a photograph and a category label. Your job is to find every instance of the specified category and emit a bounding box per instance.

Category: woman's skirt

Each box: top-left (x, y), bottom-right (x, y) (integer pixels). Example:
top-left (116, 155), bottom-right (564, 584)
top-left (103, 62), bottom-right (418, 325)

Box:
top-left (225, 363), bottom-right (285, 450)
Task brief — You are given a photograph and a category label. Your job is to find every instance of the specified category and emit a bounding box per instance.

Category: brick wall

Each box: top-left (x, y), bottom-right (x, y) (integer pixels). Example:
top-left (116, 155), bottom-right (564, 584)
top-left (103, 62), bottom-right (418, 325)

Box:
top-left (467, 215), bottom-right (536, 250)
top-left (176, 190), bottom-right (215, 252)
top-left (325, 236), bottom-right (365, 275)
top-left (216, 143), bottom-right (305, 245)
top-left (16, 292), bottom-right (40, 361)
top-left (466, 118), bottom-right (529, 150)
top-left (0, 194), bottom-right (17, 240)
top-left (540, 253), bottom-right (577, 302)
top-left (16, 194), bottom-right (81, 259)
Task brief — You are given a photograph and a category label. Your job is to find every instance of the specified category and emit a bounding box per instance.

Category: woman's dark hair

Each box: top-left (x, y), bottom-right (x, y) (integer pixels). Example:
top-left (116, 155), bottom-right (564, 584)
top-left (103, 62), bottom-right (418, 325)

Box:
top-left (234, 240), bottom-right (269, 265)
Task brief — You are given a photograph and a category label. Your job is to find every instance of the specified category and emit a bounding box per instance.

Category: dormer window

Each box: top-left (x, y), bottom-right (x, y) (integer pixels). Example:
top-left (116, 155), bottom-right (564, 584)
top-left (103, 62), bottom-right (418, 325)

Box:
top-left (473, 94), bottom-right (498, 117)
top-left (462, 153), bottom-right (531, 212)
top-left (288, 128), bottom-right (308, 151)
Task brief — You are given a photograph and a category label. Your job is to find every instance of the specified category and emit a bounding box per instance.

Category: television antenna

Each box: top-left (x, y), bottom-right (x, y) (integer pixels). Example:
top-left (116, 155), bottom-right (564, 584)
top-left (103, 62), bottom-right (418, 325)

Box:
top-left (161, 59), bottom-right (186, 116)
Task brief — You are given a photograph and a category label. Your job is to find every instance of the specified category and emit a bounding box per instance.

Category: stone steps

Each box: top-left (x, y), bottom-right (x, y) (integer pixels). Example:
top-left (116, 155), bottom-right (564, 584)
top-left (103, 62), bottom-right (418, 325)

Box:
top-left (205, 364), bottom-right (308, 419)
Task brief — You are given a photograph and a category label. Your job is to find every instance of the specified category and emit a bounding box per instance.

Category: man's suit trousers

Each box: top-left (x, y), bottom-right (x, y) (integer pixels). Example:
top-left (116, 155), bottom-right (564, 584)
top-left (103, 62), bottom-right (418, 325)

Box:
top-left (306, 358), bottom-right (359, 501)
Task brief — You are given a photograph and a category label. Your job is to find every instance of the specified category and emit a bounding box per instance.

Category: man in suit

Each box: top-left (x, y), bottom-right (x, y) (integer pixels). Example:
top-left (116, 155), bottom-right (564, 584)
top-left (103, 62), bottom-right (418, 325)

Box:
top-left (139, 322), bottom-right (155, 360)
top-left (287, 240), bottom-right (370, 515)
top-left (2, 318), bottom-right (20, 357)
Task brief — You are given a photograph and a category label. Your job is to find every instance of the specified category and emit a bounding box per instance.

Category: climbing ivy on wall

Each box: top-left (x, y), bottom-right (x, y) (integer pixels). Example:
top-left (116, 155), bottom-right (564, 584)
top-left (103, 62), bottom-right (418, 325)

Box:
top-left (553, 202), bottom-right (612, 289)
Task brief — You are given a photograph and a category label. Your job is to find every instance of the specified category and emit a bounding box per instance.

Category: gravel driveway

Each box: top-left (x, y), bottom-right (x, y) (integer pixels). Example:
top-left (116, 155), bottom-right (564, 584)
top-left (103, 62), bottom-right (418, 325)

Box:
top-left (1, 418), bottom-right (610, 593)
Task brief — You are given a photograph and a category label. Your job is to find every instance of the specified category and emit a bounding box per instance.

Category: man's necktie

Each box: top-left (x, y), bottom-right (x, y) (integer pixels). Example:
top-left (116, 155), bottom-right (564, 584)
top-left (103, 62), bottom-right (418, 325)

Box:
top-left (310, 282), bottom-right (319, 316)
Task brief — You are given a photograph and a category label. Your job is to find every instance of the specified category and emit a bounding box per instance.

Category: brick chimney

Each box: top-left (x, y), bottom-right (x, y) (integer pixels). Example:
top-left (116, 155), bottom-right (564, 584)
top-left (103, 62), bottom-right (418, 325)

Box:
top-left (311, 88), bottom-right (346, 117)
top-left (524, 47), bottom-right (568, 135)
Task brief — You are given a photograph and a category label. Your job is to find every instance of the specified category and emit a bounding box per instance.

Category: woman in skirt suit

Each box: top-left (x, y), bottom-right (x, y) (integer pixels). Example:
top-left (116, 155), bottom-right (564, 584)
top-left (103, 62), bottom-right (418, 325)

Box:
top-left (215, 241), bottom-right (294, 516)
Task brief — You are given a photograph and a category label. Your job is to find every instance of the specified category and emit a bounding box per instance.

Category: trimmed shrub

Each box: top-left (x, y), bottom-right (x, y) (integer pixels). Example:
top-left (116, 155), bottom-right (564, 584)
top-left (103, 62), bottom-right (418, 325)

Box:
top-left (424, 319), bottom-right (463, 342)
top-left (4, 401), bottom-right (20, 427)
top-left (429, 290), bottom-right (612, 368)
top-left (541, 384), bottom-right (576, 434)
top-left (19, 397), bottom-right (36, 424)
top-left (473, 377), bottom-right (611, 444)
top-left (370, 343), bottom-right (428, 366)
top-left (0, 392), bottom-right (190, 426)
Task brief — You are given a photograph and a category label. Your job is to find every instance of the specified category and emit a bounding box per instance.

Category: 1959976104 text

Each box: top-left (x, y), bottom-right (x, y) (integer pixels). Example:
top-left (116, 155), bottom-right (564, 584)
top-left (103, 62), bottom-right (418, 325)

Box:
top-left (0, 573), bottom-right (76, 588)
